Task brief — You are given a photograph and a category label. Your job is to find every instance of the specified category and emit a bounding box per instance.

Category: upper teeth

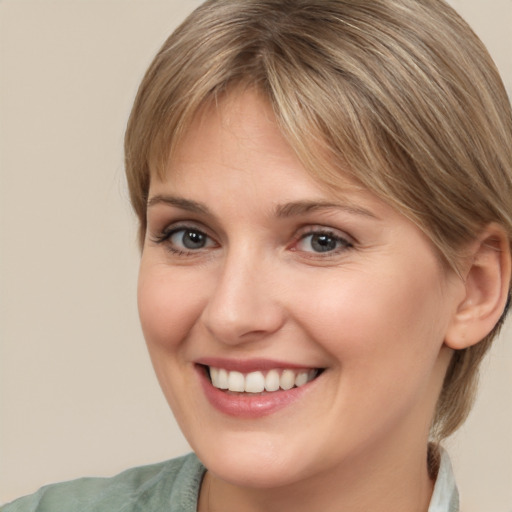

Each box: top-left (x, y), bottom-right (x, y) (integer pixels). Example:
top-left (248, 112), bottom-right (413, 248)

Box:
top-left (209, 367), bottom-right (318, 393)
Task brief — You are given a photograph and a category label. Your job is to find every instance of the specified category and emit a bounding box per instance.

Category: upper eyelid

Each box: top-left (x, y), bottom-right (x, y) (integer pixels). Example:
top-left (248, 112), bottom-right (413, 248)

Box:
top-left (294, 224), bottom-right (355, 242)
top-left (147, 211), bottom-right (224, 237)
top-left (156, 220), bottom-right (213, 237)
top-left (164, 222), bottom-right (205, 234)
top-left (149, 223), bottom-right (212, 245)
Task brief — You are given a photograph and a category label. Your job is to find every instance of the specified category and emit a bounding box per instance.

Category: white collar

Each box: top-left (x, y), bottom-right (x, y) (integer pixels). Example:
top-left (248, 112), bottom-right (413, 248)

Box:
top-left (428, 448), bottom-right (459, 512)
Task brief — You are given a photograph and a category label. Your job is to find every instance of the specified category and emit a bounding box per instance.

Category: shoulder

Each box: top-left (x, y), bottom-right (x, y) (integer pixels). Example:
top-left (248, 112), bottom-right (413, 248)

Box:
top-left (1, 453), bottom-right (205, 512)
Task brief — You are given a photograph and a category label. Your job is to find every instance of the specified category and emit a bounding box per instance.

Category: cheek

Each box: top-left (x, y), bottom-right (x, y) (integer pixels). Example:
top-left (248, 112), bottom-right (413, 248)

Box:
top-left (137, 264), bottom-right (205, 350)
top-left (292, 263), bottom-right (449, 442)
top-left (136, 264), bottom-right (209, 423)
top-left (292, 261), bottom-right (447, 371)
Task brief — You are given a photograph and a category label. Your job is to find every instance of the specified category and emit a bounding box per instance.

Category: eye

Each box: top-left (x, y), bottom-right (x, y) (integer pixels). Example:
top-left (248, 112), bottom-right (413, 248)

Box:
top-left (151, 226), bottom-right (217, 254)
top-left (170, 228), bottom-right (212, 250)
top-left (295, 230), bottom-right (352, 254)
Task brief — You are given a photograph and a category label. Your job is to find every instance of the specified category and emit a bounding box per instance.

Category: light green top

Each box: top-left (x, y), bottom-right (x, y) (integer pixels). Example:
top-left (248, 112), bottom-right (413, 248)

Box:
top-left (2, 451), bottom-right (459, 511)
top-left (1, 454), bottom-right (205, 512)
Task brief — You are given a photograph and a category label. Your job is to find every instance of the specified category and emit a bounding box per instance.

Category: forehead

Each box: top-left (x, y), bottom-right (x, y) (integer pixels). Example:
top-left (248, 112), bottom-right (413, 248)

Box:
top-left (150, 91), bottom-right (413, 230)
top-left (152, 91), bottom-right (339, 195)
top-left (152, 88), bottom-right (362, 198)
top-left (180, 93), bottom-right (284, 162)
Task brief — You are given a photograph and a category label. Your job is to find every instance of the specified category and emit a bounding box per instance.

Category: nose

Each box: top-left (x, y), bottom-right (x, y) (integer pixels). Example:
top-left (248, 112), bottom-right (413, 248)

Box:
top-left (201, 251), bottom-right (286, 345)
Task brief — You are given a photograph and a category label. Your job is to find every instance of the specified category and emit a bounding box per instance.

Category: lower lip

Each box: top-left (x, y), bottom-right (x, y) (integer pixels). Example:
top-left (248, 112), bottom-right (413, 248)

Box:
top-left (196, 366), bottom-right (317, 419)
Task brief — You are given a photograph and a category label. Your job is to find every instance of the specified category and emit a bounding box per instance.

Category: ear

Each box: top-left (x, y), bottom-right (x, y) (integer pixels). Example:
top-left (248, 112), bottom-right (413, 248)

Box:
top-left (445, 224), bottom-right (511, 350)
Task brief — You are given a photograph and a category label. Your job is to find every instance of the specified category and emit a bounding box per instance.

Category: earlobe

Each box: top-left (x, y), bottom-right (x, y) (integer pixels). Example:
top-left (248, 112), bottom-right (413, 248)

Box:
top-left (445, 224), bottom-right (511, 350)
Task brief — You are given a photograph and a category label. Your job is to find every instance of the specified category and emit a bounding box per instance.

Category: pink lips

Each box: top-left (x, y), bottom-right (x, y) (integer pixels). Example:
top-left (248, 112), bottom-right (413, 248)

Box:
top-left (196, 357), bottom-right (312, 373)
top-left (195, 358), bottom-right (320, 419)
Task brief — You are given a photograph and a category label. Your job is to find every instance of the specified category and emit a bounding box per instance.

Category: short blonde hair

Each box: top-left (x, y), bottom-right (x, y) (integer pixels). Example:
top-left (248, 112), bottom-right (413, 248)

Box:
top-left (125, 0), bottom-right (512, 440)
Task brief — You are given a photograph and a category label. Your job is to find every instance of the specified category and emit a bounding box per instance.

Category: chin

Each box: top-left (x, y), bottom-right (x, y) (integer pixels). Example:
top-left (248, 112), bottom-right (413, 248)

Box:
top-left (191, 430), bottom-right (314, 488)
top-left (205, 455), bottom-right (304, 489)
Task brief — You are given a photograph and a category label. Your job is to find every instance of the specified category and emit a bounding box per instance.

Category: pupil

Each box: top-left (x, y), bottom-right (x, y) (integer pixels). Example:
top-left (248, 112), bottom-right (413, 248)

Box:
top-left (183, 230), bottom-right (205, 249)
top-left (312, 234), bottom-right (336, 252)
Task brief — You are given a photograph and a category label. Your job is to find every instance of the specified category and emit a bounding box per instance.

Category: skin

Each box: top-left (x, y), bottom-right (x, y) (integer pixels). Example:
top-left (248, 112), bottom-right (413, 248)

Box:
top-left (138, 90), bottom-right (468, 512)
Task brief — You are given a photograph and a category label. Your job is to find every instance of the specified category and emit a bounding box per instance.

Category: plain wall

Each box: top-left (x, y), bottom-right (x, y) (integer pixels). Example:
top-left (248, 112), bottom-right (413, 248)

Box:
top-left (0, 1), bottom-right (511, 510)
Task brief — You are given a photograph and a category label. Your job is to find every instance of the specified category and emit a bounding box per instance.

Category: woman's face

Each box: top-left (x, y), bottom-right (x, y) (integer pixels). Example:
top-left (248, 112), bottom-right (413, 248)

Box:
top-left (138, 90), bottom-right (463, 488)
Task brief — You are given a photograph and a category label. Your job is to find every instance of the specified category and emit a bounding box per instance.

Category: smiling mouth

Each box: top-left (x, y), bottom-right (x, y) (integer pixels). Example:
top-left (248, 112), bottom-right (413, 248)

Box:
top-left (203, 366), bottom-right (323, 394)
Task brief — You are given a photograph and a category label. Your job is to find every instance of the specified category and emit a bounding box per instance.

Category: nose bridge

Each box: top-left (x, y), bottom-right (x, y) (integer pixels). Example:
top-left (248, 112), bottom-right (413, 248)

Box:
top-left (202, 244), bottom-right (284, 344)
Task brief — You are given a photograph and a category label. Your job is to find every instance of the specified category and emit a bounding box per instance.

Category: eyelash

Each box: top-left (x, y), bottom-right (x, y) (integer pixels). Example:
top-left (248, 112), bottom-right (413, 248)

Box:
top-left (150, 225), bottom-right (216, 256)
top-left (292, 228), bottom-right (354, 256)
top-left (150, 224), bottom-right (354, 257)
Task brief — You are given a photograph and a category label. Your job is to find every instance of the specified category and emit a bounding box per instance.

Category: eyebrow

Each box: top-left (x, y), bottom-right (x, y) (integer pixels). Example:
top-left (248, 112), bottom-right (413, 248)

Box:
top-left (275, 200), bottom-right (378, 219)
top-left (147, 195), bottom-right (378, 220)
top-left (147, 195), bottom-right (211, 215)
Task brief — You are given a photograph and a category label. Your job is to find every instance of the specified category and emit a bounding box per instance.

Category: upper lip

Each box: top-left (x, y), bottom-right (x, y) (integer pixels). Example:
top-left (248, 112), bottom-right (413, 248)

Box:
top-left (195, 357), bottom-right (320, 373)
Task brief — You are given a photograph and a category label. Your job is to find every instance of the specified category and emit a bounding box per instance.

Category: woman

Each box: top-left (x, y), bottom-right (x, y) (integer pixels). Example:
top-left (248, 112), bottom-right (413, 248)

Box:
top-left (3, 0), bottom-right (511, 510)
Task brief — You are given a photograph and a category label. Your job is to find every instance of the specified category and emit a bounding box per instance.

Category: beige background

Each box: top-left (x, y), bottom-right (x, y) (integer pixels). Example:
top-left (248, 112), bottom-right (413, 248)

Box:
top-left (0, 1), bottom-right (511, 510)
